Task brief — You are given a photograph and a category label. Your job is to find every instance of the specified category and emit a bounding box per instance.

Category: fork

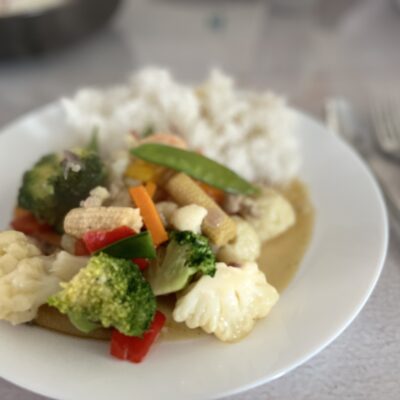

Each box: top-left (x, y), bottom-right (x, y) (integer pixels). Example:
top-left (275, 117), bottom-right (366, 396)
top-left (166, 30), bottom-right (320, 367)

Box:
top-left (326, 97), bottom-right (400, 232)
top-left (369, 94), bottom-right (400, 159)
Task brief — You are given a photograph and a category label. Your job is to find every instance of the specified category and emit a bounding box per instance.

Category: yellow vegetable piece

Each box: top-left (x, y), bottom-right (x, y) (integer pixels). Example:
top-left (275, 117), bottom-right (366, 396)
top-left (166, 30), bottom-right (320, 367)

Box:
top-left (64, 207), bottom-right (143, 239)
top-left (145, 181), bottom-right (157, 199)
top-left (125, 159), bottom-right (164, 182)
top-left (165, 173), bottom-right (236, 246)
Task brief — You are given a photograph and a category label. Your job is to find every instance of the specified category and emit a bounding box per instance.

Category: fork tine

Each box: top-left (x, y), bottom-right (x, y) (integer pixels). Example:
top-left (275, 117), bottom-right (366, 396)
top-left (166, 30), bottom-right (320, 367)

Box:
top-left (392, 93), bottom-right (400, 144)
top-left (370, 98), bottom-right (391, 150)
top-left (380, 99), bottom-right (397, 144)
top-left (370, 94), bottom-right (400, 157)
top-left (384, 95), bottom-right (400, 148)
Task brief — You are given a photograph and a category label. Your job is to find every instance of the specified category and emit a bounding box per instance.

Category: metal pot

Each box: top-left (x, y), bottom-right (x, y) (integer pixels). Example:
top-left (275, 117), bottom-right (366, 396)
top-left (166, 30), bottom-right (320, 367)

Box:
top-left (0, 0), bottom-right (122, 58)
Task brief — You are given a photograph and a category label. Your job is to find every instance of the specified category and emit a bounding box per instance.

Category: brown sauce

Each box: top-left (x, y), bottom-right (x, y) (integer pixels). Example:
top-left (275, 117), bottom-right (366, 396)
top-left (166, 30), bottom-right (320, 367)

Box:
top-left (35, 305), bottom-right (111, 340)
top-left (35, 180), bottom-right (314, 341)
top-left (259, 180), bottom-right (315, 292)
top-left (157, 295), bottom-right (204, 340)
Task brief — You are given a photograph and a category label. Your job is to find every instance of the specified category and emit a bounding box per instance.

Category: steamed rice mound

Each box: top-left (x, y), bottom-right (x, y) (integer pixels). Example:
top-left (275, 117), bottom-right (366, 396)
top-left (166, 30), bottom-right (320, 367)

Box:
top-left (63, 68), bottom-right (300, 184)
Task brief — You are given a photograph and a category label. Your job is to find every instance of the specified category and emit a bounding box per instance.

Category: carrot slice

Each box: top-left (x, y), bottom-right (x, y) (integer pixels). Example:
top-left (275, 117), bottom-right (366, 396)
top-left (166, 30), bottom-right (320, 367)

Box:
top-left (129, 186), bottom-right (168, 246)
top-left (145, 181), bottom-right (157, 199)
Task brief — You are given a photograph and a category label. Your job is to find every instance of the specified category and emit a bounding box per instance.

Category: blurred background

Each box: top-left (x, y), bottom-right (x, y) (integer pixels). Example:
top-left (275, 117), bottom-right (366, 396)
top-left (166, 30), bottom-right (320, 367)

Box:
top-left (1, 0), bottom-right (400, 123)
top-left (0, 1), bottom-right (400, 399)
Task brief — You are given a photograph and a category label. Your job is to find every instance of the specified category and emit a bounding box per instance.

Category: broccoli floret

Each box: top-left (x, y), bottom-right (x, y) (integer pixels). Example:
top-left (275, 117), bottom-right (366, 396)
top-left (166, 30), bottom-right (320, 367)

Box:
top-left (48, 253), bottom-right (156, 336)
top-left (17, 154), bottom-right (61, 225)
top-left (18, 147), bottom-right (107, 230)
top-left (54, 148), bottom-right (107, 224)
top-left (146, 231), bottom-right (216, 296)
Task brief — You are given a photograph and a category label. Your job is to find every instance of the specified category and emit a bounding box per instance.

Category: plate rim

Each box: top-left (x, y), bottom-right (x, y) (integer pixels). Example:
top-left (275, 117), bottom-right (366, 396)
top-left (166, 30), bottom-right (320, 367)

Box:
top-left (215, 109), bottom-right (390, 398)
top-left (0, 102), bottom-right (389, 400)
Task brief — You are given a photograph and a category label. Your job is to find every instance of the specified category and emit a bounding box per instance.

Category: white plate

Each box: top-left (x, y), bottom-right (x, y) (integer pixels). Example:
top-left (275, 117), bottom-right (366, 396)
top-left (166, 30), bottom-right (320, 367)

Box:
top-left (0, 103), bottom-right (388, 400)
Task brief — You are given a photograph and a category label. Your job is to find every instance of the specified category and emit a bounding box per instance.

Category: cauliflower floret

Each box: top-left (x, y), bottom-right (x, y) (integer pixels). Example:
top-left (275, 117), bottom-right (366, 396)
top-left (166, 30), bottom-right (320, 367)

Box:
top-left (156, 201), bottom-right (178, 227)
top-left (173, 262), bottom-right (279, 342)
top-left (60, 234), bottom-right (76, 254)
top-left (245, 188), bottom-right (296, 242)
top-left (0, 257), bottom-right (60, 325)
top-left (217, 216), bottom-right (261, 264)
top-left (170, 205), bottom-right (208, 234)
top-left (50, 251), bottom-right (90, 282)
top-left (80, 186), bottom-right (110, 208)
top-left (0, 231), bottom-right (41, 277)
top-left (109, 184), bottom-right (134, 207)
top-left (0, 231), bottom-right (88, 325)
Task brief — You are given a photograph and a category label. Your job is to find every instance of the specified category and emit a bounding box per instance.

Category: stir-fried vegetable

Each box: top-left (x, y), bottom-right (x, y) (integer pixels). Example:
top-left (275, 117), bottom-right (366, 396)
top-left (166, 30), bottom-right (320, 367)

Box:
top-left (196, 181), bottom-right (225, 205)
top-left (11, 211), bottom-right (61, 247)
top-left (129, 185), bottom-right (168, 246)
top-left (132, 144), bottom-right (259, 195)
top-left (81, 226), bottom-right (154, 266)
top-left (48, 253), bottom-right (156, 336)
top-left (74, 239), bottom-right (90, 256)
top-left (98, 232), bottom-right (156, 260)
top-left (173, 262), bottom-right (279, 342)
top-left (7, 112), bottom-right (285, 364)
top-left (132, 258), bottom-right (150, 271)
top-left (64, 207), bottom-right (143, 239)
top-left (11, 211), bottom-right (51, 235)
top-left (125, 159), bottom-right (164, 182)
top-left (145, 181), bottom-right (157, 198)
top-left (18, 148), bottom-right (107, 230)
top-left (165, 173), bottom-right (237, 246)
top-left (146, 231), bottom-right (216, 296)
top-left (110, 311), bottom-right (166, 363)
top-left (83, 226), bottom-right (136, 253)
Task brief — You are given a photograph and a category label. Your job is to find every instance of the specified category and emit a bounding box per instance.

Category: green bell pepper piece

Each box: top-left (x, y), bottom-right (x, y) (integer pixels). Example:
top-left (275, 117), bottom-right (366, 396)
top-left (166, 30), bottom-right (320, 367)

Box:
top-left (96, 231), bottom-right (156, 260)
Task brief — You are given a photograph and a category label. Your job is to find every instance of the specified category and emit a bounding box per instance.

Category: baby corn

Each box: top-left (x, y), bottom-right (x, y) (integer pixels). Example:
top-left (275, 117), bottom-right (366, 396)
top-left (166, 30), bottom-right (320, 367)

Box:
top-left (64, 207), bottom-right (143, 238)
top-left (165, 173), bottom-right (236, 246)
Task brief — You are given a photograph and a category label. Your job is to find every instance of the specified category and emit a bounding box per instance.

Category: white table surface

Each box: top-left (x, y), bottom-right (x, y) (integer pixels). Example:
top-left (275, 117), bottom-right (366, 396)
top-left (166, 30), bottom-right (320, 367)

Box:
top-left (0, 0), bottom-right (399, 399)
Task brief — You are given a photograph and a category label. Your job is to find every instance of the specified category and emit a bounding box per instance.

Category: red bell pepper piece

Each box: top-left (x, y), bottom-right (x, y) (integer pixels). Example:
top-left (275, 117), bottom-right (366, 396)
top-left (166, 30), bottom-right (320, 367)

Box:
top-left (75, 239), bottom-right (90, 256)
top-left (83, 226), bottom-right (136, 254)
top-left (132, 258), bottom-right (150, 271)
top-left (34, 230), bottom-right (61, 247)
top-left (11, 213), bottom-right (51, 235)
top-left (11, 213), bottom-right (61, 246)
top-left (110, 311), bottom-right (166, 363)
top-left (82, 227), bottom-right (152, 269)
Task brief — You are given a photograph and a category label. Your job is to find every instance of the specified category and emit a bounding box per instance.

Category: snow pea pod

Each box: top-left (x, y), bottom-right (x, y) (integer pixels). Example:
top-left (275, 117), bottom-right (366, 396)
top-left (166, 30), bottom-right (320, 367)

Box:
top-left (131, 144), bottom-right (259, 195)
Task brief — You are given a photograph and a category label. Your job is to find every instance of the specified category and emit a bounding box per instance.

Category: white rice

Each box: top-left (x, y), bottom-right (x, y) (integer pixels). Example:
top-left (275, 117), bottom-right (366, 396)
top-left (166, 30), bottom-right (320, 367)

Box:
top-left (62, 68), bottom-right (300, 184)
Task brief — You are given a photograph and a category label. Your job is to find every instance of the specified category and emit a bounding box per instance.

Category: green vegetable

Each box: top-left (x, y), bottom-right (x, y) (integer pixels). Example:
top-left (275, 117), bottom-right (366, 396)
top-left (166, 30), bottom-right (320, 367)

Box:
top-left (131, 144), bottom-right (259, 195)
top-left (18, 147), bottom-right (107, 230)
top-left (68, 312), bottom-right (101, 333)
top-left (48, 253), bottom-right (156, 336)
top-left (98, 231), bottom-right (157, 259)
top-left (87, 128), bottom-right (100, 152)
top-left (141, 126), bottom-right (155, 138)
top-left (17, 154), bottom-right (61, 226)
top-left (146, 230), bottom-right (216, 296)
